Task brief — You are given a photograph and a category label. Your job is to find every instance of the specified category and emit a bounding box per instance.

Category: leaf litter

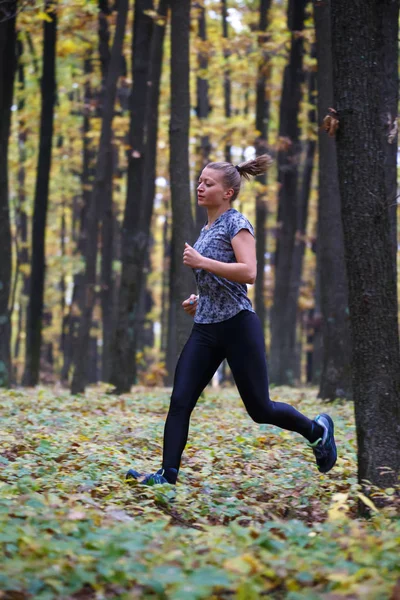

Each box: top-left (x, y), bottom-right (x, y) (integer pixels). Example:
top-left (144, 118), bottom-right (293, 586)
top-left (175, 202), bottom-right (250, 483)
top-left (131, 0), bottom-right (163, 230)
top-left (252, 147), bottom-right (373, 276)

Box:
top-left (0, 385), bottom-right (399, 599)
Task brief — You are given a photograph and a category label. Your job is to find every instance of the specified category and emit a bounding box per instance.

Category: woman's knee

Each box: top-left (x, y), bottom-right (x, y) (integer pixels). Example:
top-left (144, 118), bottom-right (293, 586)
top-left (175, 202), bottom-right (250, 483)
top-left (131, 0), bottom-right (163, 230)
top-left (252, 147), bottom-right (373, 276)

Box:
top-left (245, 399), bottom-right (275, 424)
top-left (169, 391), bottom-right (194, 417)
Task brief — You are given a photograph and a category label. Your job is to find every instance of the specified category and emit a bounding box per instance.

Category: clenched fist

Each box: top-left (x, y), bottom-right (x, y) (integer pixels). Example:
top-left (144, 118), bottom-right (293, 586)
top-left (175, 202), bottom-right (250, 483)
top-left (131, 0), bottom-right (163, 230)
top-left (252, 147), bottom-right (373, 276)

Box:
top-left (182, 294), bottom-right (199, 316)
top-left (183, 243), bottom-right (204, 269)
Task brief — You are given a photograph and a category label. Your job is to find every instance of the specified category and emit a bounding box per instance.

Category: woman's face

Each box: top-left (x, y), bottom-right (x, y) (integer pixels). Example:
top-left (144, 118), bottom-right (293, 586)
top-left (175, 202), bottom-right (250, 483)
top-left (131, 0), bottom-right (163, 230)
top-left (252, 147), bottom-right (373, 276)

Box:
top-left (197, 167), bottom-right (233, 209)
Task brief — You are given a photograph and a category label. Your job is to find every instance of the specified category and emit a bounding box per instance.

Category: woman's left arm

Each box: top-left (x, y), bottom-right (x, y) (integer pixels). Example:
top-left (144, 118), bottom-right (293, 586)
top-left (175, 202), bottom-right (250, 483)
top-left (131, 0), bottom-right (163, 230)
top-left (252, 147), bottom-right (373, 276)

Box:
top-left (183, 229), bottom-right (257, 285)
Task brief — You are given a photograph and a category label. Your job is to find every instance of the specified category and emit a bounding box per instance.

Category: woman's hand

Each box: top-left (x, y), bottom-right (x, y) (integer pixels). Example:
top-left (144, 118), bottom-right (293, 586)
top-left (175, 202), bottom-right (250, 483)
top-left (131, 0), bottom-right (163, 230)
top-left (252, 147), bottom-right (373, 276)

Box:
top-left (182, 294), bottom-right (199, 316)
top-left (183, 243), bottom-right (204, 269)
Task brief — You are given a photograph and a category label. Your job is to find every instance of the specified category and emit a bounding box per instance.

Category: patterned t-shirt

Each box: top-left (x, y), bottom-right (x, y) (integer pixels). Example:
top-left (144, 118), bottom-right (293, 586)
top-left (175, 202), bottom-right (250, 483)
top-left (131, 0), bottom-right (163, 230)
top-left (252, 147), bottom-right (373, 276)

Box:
top-left (193, 208), bottom-right (255, 324)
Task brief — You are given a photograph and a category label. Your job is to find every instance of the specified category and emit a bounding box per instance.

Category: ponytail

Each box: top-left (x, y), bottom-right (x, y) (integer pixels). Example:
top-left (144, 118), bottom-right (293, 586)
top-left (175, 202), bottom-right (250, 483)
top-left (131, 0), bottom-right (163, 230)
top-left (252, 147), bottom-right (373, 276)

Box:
top-left (206, 153), bottom-right (272, 201)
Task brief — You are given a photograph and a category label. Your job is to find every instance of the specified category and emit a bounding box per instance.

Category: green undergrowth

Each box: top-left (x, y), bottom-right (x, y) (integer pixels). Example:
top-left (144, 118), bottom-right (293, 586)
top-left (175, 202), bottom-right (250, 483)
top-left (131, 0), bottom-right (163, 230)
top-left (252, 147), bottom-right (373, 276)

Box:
top-left (0, 386), bottom-right (399, 599)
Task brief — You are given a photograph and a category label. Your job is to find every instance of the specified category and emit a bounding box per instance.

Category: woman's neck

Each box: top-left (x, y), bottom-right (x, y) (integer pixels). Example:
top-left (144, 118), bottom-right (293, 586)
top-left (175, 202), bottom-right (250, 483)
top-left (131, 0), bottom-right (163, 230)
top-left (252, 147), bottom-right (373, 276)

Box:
top-left (206, 205), bottom-right (231, 228)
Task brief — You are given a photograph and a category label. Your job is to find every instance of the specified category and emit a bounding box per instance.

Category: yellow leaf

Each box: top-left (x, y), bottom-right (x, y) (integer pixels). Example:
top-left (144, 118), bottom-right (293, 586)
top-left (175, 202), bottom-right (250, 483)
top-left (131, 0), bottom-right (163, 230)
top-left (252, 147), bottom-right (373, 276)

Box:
top-left (37, 11), bottom-right (53, 22)
top-left (357, 493), bottom-right (379, 513)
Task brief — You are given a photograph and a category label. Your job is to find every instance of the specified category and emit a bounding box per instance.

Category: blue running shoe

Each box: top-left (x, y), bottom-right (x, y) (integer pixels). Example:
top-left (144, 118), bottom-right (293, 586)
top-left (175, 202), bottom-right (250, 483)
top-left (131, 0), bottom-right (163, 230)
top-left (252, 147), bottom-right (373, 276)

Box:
top-left (309, 414), bottom-right (337, 473)
top-left (126, 468), bottom-right (176, 486)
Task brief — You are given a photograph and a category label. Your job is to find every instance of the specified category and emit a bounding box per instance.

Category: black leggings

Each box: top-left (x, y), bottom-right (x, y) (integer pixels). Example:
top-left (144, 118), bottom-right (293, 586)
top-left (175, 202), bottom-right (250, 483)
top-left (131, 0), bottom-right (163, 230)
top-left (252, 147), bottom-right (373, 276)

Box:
top-left (162, 310), bottom-right (316, 471)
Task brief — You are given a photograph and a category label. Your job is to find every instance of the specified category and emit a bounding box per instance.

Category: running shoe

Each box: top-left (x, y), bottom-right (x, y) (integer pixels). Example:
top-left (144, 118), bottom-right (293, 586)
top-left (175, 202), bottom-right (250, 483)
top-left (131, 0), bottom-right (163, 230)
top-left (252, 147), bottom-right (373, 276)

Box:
top-left (309, 413), bottom-right (337, 473)
top-left (126, 467), bottom-right (176, 486)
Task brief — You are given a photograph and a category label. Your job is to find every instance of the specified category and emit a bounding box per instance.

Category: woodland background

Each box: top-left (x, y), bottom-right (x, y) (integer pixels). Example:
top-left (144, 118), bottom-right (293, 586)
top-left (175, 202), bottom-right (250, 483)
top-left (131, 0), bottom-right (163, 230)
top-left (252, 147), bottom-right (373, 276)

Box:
top-left (1, 0), bottom-right (400, 490)
top-left (0, 0), bottom-right (354, 393)
top-left (0, 1), bottom-right (400, 598)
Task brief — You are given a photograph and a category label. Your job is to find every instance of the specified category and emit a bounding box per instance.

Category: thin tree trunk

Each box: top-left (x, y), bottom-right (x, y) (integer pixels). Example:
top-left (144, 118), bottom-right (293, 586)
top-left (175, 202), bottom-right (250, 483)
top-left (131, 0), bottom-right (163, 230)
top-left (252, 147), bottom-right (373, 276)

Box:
top-left (254, 0), bottom-right (272, 332)
top-left (313, 0), bottom-right (351, 400)
top-left (166, 0), bottom-right (195, 384)
top-left (98, 2), bottom-right (114, 382)
top-left (0, 1), bottom-right (17, 387)
top-left (161, 210), bottom-right (170, 358)
top-left (13, 37), bottom-right (30, 375)
top-left (288, 64), bottom-right (317, 382)
top-left (331, 0), bottom-right (400, 492)
top-left (221, 0), bottom-right (231, 163)
top-left (110, 0), bottom-right (167, 393)
top-left (61, 55), bottom-right (94, 383)
top-left (23, 0), bottom-right (57, 386)
top-left (269, 0), bottom-right (307, 385)
top-left (194, 2), bottom-right (210, 236)
top-left (71, 0), bottom-right (129, 394)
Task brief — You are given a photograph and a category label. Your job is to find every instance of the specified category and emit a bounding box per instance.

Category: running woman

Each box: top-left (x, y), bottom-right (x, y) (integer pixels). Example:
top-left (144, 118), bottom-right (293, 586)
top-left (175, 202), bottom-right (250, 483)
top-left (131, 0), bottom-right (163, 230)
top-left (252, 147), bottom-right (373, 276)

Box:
top-left (127, 156), bottom-right (337, 485)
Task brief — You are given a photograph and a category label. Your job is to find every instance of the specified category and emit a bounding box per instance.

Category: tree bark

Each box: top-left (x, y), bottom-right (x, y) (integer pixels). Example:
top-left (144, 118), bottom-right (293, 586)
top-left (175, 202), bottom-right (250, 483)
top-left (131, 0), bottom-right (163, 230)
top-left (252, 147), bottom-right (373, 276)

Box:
top-left (377, 0), bottom-right (398, 272)
top-left (23, 0), bottom-right (57, 386)
top-left (71, 0), bottom-right (129, 394)
top-left (13, 37), bottom-right (30, 375)
top-left (61, 55), bottom-right (94, 384)
top-left (166, 0), bottom-right (195, 383)
top-left (98, 3), bottom-right (114, 382)
top-left (221, 0), bottom-right (231, 163)
top-left (110, 0), bottom-right (167, 393)
top-left (313, 0), bottom-right (351, 400)
top-left (0, 1), bottom-right (17, 387)
top-left (194, 2), bottom-right (210, 237)
top-left (288, 63), bottom-right (317, 382)
top-left (331, 0), bottom-right (400, 491)
top-left (269, 0), bottom-right (307, 385)
top-left (254, 0), bottom-right (272, 333)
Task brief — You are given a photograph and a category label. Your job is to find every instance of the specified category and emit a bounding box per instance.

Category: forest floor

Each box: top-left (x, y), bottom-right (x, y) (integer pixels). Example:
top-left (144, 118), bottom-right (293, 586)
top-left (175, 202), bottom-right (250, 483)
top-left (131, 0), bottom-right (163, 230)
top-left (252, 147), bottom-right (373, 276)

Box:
top-left (0, 385), bottom-right (399, 600)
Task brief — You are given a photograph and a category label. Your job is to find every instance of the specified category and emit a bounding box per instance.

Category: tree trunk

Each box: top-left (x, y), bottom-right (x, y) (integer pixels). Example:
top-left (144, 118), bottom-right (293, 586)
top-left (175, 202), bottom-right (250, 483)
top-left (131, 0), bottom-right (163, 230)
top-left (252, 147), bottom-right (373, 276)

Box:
top-left (254, 0), bottom-right (272, 333)
top-left (71, 0), bottom-right (129, 394)
top-left (288, 63), bottom-right (317, 382)
top-left (0, 2), bottom-right (17, 387)
top-left (13, 37), bottom-right (30, 376)
top-left (221, 0), bottom-right (231, 163)
top-left (110, 0), bottom-right (167, 393)
top-left (23, 0), bottom-right (57, 386)
top-left (166, 0), bottom-right (195, 383)
top-left (313, 0), bottom-right (351, 400)
top-left (161, 210), bottom-right (170, 358)
top-left (331, 0), bottom-right (400, 492)
top-left (98, 2), bottom-right (114, 382)
top-left (194, 2), bottom-right (210, 236)
top-left (61, 55), bottom-right (94, 383)
top-left (269, 0), bottom-right (307, 385)
top-left (378, 1), bottom-right (398, 272)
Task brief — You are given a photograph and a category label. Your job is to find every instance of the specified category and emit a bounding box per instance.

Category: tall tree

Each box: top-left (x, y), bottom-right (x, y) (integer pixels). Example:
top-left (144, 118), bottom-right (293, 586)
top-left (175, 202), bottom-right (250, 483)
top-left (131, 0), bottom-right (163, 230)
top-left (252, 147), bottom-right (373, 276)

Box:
top-left (166, 0), bottom-right (195, 381)
top-left (71, 0), bottom-right (129, 394)
top-left (288, 61), bottom-right (317, 381)
top-left (61, 53), bottom-right (95, 383)
top-left (98, 1), bottom-right (114, 382)
top-left (313, 0), bottom-right (351, 400)
top-left (331, 0), bottom-right (400, 492)
top-left (269, 0), bottom-right (307, 385)
top-left (110, 0), bottom-right (167, 393)
top-left (221, 0), bottom-right (231, 163)
top-left (194, 2), bottom-right (210, 236)
top-left (23, 0), bottom-right (57, 386)
top-left (0, 1), bottom-right (17, 387)
top-left (14, 37), bottom-right (31, 371)
top-left (378, 0), bottom-right (398, 270)
top-left (254, 0), bottom-right (272, 332)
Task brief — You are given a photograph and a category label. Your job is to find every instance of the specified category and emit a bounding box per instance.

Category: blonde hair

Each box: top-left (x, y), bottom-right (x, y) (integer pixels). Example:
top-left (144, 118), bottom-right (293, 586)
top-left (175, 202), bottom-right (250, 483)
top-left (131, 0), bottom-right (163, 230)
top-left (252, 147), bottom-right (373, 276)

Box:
top-left (206, 154), bottom-right (272, 201)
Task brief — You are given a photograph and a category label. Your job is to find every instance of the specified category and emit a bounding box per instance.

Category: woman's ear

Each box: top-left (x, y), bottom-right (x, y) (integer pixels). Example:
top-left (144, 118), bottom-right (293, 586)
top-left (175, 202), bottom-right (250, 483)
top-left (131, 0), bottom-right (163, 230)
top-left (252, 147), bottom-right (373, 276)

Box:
top-left (224, 187), bottom-right (234, 200)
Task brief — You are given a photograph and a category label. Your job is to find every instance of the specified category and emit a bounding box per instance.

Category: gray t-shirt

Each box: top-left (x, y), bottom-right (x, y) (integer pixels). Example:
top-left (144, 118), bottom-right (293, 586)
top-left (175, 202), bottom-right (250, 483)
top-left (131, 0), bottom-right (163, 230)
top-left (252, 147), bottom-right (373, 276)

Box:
top-left (193, 208), bottom-right (255, 324)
